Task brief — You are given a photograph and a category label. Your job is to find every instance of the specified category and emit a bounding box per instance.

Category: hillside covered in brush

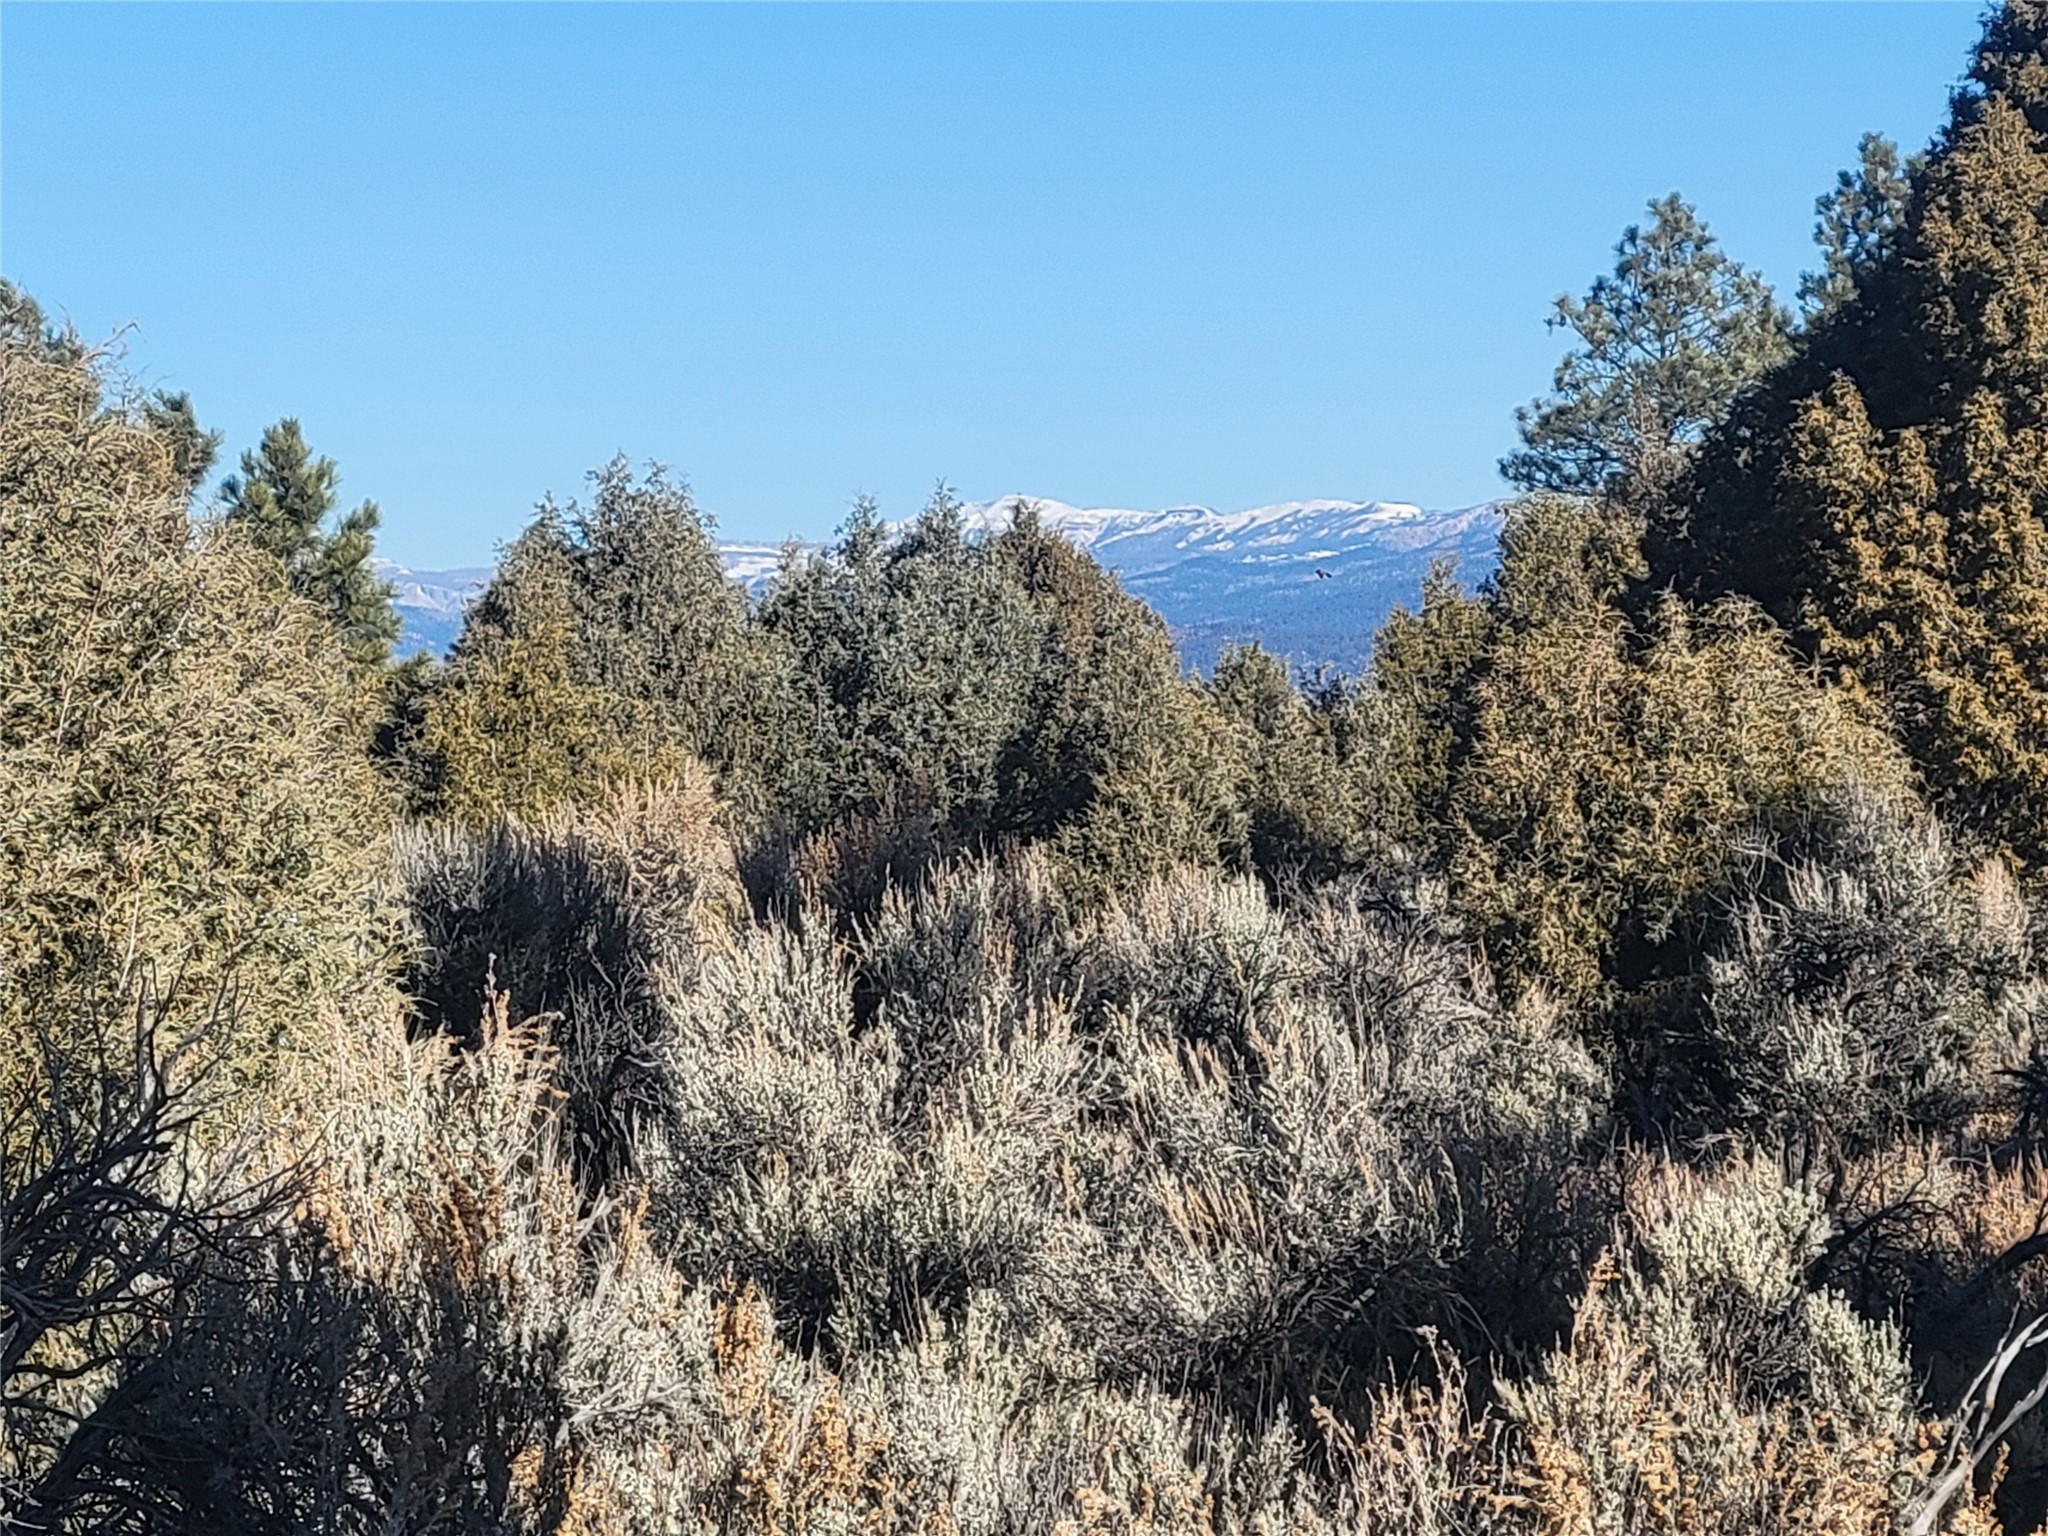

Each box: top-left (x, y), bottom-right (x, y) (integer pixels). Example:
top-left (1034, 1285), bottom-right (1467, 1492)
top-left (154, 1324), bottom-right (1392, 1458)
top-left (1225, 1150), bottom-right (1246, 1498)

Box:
top-left (21, 8), bottom-right (2048, 1534)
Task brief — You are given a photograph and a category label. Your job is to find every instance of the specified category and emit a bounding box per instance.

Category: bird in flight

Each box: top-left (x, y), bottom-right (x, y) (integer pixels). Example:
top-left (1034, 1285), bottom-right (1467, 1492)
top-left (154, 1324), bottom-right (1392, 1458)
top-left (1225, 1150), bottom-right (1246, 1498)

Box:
top-left (1314, 568), bottom-right (1333, 580)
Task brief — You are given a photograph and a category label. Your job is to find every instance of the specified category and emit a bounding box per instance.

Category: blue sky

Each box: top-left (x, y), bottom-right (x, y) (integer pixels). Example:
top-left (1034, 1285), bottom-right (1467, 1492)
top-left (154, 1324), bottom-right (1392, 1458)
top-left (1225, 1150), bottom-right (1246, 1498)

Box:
top-left (2, 3), bottom-right (1982, 569)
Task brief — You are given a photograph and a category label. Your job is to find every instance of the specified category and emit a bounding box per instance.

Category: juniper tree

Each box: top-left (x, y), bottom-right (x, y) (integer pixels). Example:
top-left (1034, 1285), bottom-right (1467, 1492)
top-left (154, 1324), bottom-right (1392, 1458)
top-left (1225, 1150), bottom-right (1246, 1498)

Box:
top-left (750, 494), bottom-right (898, 824)
top-left (1209, 642), bottom-right (1367, 880)
top-left (411, 515), bottom-right (618, 823)
top-left (1502, 195), bottom-right (1791, 497)
top-left (807, 486), bottom-right (1043, 832)
top-left (557, 459), bottom-right (774, 774)
top-left (752, 494), bottom-right (1246, 900)
top-left (0, 278), bottom-right (83, 364)
top-left (0, 330), bottom-right (391, 1099)
top-left (1649, 0), bottom-right (2048, 862)
top-left (2, 281), bottom-right (218, 493)
top-left (221, 418), bottom-right (399, 669)
top-left (412, 460), bottom-right (793, 823)
top-left (990, 505), bottom-right (1245, 895)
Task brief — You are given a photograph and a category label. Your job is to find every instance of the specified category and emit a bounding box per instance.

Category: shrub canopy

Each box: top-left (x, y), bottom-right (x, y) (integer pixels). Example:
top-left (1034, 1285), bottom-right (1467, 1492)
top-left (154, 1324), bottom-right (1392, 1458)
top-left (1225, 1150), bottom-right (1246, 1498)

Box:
top-left (0, 340), bottom-right (389, 1087)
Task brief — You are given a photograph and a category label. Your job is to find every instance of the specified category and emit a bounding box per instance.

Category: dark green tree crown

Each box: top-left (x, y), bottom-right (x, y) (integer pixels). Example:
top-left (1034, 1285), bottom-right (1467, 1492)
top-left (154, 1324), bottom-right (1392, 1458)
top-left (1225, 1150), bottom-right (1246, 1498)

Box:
top-left (1799, 133), bottom-right (1920, 321)
top-left (1501, 194), bottom-right (1791, 497)
top-left (222, 418), bottom-right (399, 670)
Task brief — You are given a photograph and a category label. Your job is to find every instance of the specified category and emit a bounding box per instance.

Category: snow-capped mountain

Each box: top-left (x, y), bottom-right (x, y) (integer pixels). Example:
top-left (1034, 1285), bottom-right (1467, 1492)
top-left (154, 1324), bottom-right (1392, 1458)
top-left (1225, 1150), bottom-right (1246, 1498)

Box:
top-left (959, 495), bottom-right (1504, 672)
top-left (378, 497), bottom-right (1505, 674)
top-left (376, 562), bottom-right (495, 658)
top-left (713, 541), bottom-right (792, 593)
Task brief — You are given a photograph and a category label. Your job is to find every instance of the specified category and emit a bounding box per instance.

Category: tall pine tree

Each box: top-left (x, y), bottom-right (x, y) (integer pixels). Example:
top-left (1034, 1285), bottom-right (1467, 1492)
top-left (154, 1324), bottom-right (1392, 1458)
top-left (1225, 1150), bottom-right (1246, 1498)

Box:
top-left (221, 418), bottom-right (399, 669)
top-left (1799, 133), bottom-right (1920, 321)
top-left (1502, 195), bottom-right (1790, 497)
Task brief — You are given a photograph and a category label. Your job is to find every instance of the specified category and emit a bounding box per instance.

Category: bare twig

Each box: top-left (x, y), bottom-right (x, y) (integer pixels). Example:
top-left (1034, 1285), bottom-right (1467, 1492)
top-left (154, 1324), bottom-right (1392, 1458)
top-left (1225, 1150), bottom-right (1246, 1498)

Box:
top-left (1901, 1310), bottom-right (2048, 1536)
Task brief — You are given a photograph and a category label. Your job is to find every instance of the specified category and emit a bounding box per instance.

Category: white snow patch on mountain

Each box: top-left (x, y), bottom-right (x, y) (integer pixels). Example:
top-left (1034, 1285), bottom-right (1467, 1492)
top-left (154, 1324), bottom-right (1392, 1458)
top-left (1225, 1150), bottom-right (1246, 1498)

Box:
top-left (956, 495), bottom-right (1504, 669)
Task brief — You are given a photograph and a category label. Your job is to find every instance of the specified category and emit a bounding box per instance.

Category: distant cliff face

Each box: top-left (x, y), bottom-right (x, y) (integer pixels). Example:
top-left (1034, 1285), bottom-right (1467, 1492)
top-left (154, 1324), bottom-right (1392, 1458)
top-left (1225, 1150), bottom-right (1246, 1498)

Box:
top-left (379, 497), bottom-right (1504, 674)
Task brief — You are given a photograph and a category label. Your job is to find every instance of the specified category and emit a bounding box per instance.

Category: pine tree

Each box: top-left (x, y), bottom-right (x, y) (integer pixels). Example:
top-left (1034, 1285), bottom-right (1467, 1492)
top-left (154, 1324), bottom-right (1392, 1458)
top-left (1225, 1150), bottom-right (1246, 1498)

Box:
top-left (1502, 195), bottom-right (1791, 496)
top-left (1649, 1), bottom-right (2048, 861)
top-left (221, 418), bottom-right (399, 669)
top-left (1799, 133), bottom-right (1920, 321)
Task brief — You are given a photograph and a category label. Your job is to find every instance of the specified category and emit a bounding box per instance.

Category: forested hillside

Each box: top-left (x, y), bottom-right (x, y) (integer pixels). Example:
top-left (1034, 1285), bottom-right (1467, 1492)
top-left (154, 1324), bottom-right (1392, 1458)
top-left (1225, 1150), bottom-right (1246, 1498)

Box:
top-left (17, 8), bottom-right (2048, 1532)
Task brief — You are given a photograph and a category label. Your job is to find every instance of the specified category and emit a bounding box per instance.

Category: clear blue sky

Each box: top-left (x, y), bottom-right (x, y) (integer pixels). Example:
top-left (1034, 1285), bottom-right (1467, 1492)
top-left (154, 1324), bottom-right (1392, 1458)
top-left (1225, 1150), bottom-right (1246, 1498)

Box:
top-left (2, 2), bottom-right (1982, 568)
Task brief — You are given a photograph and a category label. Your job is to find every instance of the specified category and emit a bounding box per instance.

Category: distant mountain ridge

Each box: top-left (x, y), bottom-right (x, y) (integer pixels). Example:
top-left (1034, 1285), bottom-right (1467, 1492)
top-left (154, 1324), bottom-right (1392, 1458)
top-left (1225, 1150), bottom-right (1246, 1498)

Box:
top-left (959, 495), bottom-right (1504, 672)
top-left (378, 496), bottom-right (1505, 673)
top-left (376, 563), bottom-right (494, 658)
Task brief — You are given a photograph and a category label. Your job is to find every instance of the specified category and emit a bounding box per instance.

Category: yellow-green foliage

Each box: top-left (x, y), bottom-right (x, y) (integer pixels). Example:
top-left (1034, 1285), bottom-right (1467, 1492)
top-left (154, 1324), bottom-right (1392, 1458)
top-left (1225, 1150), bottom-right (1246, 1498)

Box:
top-left (1351, 554), bottom-right (1500, 868)
top-left (1208, 643), bottom-right (1383, 879)
top-left (1439, 498), bottom-right (1911, 1006)
top-left (1780, 366), bottom-right (2048, 856)
top-left (1043, 688), bottom-right (1246, 907)
top-left (409, 527), bottom-right (655, 824)
top-left (1650, 2), bottom-right (2048, 863)
top-left (994, 514), bottom-right (1248, 901)
top-left (0, 341), bottom-right (389, 1081)
top-left (406, 461), bottom-right (791, 827)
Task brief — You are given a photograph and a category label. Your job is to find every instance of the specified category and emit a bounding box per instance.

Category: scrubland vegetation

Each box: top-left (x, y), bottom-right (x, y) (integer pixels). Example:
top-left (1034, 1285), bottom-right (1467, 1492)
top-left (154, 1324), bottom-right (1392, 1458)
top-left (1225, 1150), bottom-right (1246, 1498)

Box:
top-left (19, 6), bottom-right (2048, 1531)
